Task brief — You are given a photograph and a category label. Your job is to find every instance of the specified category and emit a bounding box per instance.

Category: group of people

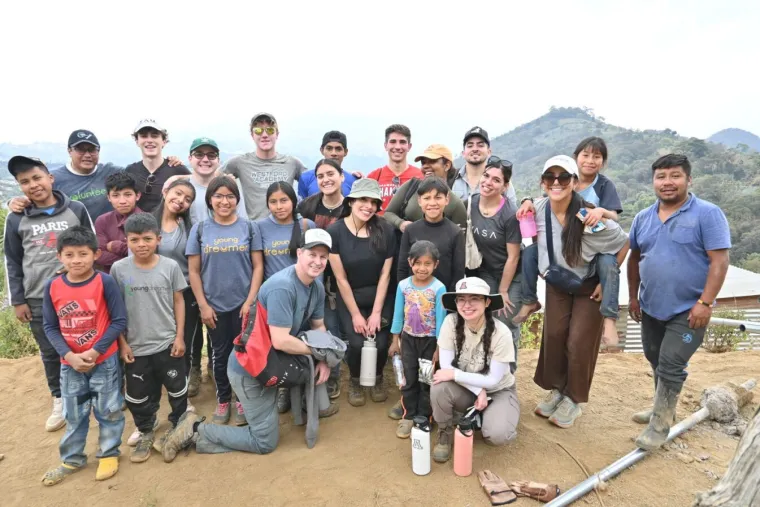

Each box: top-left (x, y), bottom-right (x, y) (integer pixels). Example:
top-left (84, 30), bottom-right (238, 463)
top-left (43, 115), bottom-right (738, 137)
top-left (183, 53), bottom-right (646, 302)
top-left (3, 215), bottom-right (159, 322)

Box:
top-left (3, 112), bottom-right (731, 486)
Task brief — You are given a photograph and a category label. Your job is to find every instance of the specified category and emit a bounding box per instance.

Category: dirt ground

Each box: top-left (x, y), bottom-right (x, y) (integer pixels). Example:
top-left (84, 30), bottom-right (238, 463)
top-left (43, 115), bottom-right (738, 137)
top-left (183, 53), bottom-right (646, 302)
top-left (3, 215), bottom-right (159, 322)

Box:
top-left (2, 350), bottom-right (758, 507)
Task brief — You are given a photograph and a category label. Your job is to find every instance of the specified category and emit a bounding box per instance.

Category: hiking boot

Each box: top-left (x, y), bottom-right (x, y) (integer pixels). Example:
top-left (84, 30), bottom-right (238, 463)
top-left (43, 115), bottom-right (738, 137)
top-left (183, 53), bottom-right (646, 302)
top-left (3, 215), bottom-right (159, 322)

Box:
top-left (327, 377), bottom-right (341, 400)
top-left (636, 382), bottom-right (680, 451)
top-left (277, 388), bottom-right (291, 414)
top-left (348, 378), bottom-right (366, 407)
top-left (387, 399), bottom-right (403, 420)
top-left (45, 398), bottom-right (65, 432)
top-left (130, 432), bottom-right (154, 463)
top-left (535, 389), bottom-right (563, 418)
top-left (319, 402), bottom-right (340, 418)
top-left (163, 412), bottom-right (205, 463)
top-left (370, 376), bottom-right (388, 403)
top-left (548, 397), bottom-right (582, 428)
top-left (433, 425), bottom-right (453, 463)
top-left (396, 419), bottom-right (414, 439)
top-left (632, 408), bottom-right (653, 424)
top-left (127, 419), bottom-right (160, 446)
top-left (234, 402), bottom-right (247, 426)
top-left (153, 429), bottom-right (171, 453)
top-left (212, 402), bottom-right (231, 424)
top-left (188, 366), bottom-right (202, 398)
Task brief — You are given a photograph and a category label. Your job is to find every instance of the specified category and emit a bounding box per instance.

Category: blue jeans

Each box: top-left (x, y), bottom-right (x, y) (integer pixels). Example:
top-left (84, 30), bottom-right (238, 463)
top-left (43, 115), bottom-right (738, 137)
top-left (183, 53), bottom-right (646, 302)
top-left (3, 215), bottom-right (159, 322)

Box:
top-left (59, 354), bottom-right (125, 467)
top-left (521, 244), bottom-right (619, 319)
top-left (196, 353), bottom-right (278, 454)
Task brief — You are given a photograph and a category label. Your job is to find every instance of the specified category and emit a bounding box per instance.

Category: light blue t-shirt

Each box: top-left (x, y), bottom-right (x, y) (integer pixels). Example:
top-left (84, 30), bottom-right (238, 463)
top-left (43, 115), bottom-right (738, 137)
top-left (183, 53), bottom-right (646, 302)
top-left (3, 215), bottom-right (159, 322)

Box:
top-left (185, 216), bottom-right (256, 313)
top-left (390, 277), bottom-right (447, 338)
top-left (257, 264), bottom-right (325, 336)
top-left (629, 194), bottom-right (731, 321)
top-left (252, 215), bottom-right (316, 281)
top-left (189, 178), bottom-right (247, 225)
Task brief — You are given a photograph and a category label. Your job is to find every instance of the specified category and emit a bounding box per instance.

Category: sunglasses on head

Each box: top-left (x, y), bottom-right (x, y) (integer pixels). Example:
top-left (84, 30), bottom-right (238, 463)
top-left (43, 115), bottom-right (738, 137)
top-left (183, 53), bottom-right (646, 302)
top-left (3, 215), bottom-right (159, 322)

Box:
top-left (252, 126), bottom-right (276, 136)
top-left (487, 156), bottom-right (513, 170)
top-left (144, 174), bottom-right (157, 194)
top-left (541, 171), bottom-right (574, 186)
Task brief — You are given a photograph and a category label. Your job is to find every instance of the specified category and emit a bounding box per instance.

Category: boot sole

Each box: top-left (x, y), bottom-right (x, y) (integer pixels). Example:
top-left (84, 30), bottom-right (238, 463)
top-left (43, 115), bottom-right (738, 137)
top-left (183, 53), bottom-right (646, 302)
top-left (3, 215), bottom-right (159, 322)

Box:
top-left (348, 399), bottom-right (366, 407)
top-left (45, 419), bottom-right (66, 432)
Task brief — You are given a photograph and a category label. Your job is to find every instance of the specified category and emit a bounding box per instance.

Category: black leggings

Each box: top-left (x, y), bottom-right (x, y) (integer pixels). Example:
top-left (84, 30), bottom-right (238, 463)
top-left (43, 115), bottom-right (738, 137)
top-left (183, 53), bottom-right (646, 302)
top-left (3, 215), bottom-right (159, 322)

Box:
top-left (182, 289), bottom-right (206, 372)
top-left (337, 297), bottom-right (392, 379)
top-left (206, 306), bottom-right (242, 404)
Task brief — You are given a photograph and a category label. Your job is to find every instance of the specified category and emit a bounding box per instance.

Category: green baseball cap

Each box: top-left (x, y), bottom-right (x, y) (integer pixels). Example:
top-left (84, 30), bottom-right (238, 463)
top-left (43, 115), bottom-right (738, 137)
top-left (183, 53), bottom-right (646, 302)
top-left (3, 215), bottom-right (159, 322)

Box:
top-left (189, 137), bottom-right (219, 153)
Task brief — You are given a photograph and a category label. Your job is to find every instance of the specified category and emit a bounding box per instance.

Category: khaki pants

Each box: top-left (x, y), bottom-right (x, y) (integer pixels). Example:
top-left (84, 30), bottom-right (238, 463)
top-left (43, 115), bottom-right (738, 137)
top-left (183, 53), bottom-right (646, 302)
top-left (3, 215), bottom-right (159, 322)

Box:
top-left (533, 279), bottom-right (603, 403)
top-left (431, 381), bottom-right (520, 446)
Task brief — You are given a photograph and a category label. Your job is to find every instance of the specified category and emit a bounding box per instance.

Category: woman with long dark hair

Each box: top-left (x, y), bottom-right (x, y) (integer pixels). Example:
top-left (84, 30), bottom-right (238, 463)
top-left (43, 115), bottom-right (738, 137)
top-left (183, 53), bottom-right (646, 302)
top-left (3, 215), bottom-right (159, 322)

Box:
top-left (429, 277), bottom-right (519, 463)
top-left (186, 176), bottom-right (263, 426)
top-left (327, 179), bottom-right (396, 407)
top-left (530, 156), bottom-right (628, 428)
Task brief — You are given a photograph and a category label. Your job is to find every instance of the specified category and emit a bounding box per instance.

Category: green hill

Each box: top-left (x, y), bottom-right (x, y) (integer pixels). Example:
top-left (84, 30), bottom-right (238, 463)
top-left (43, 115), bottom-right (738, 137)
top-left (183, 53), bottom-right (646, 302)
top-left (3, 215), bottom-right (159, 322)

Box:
top-left (489, 107), bottom-right (760, 266)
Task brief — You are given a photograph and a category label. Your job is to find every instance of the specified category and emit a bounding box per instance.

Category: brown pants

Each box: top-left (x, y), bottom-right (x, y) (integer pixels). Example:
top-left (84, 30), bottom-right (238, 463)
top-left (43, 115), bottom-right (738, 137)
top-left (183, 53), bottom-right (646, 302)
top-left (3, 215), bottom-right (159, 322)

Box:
top-left (534, 279), bottom-right (603, 403)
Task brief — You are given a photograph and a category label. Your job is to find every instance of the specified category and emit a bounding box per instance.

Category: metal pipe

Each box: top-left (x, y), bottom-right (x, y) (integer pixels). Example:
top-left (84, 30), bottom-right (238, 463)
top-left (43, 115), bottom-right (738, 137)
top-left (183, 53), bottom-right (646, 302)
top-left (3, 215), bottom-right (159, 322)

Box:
top-left (546, 379), bottom-right (757, 507)
top-left (709, 317), bottom-right (760, 333)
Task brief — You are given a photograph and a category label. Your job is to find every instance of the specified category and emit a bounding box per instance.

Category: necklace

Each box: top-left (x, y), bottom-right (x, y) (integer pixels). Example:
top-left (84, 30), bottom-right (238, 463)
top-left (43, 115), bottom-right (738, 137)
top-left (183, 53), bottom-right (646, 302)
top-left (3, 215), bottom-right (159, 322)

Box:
top-left (350, 215), bottom-right (367, 236)
top-left (322, 195), bottom-right (343, 211)
top-left (479, 199), bottom-right (499, 217)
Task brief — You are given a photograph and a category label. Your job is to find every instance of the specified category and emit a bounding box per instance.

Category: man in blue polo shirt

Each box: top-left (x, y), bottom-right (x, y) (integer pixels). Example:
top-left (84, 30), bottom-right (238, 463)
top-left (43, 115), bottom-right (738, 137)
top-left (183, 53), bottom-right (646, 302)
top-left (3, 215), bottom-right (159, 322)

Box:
top-left (627, 154), bottom-right (730, 451)
top-left (297, 131), bottom-right (357, 199)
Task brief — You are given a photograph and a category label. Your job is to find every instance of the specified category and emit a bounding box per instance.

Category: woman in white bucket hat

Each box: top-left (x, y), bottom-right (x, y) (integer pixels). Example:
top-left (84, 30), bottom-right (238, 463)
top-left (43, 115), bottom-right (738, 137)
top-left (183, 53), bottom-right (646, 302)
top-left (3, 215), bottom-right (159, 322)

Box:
top-left (429, 277), bottom-right (519, 464)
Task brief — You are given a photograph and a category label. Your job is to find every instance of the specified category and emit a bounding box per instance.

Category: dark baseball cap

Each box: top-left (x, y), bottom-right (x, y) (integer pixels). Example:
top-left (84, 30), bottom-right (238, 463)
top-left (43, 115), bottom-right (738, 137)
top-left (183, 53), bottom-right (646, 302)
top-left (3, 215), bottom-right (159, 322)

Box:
top-left (463, 126), bottom-right (490, 146)
top-left (8, 155), bottom-right (48, 178)
top-left (321, 131), bottom-right (348, 149)
top-left (68, 129), bottom-right (100, 149)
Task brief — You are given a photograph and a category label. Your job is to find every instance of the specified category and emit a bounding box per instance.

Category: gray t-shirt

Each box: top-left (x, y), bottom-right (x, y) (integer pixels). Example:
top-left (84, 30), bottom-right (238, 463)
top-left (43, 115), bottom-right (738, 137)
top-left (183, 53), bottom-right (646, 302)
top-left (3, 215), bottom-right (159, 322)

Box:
top-left (221, 153), bottom-right (305, 221)
top-left (185, 216), bottom-right (256, 313)
top-left (158, 220), bottom-right (190, 282)
top-left (253, 215), bottom-right (316, 281)
top-left (110, 256), bottom-right (187, 356)
top-left (190, 178), bottom-right (247, 224)
top-left (469, 195), bottom-right (522, 276)
top-left (257, 265), bottom-right (325, 336)
top-left (535, 198), bottom-right (628, 280)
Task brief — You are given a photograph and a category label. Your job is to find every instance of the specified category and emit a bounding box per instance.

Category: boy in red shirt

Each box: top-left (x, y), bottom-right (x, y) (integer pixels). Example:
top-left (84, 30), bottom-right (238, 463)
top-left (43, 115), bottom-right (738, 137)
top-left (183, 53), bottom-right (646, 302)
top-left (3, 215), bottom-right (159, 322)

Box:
top-left (367, 124), bottom-right (422, 214)
top-left (94, 171), bottom-right (144, 273)
top-left (41, 226), bottom-right (128, 486)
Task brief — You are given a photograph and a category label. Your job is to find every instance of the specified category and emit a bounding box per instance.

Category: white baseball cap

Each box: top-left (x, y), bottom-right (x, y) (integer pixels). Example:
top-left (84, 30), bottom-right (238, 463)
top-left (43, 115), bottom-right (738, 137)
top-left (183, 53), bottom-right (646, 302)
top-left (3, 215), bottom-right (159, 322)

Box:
top-left (133, 119), bottom-right (167, 135)
top-left (543, 155), bottom-right (579, 177)
top-left (301, 229), bottom-right (332, 251)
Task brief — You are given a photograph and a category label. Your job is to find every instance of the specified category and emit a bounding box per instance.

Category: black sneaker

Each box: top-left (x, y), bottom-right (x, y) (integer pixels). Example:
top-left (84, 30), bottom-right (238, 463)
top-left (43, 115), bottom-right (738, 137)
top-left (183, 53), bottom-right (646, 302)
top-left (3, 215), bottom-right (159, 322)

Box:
top-left (327, 378), bottom-right (341, 400)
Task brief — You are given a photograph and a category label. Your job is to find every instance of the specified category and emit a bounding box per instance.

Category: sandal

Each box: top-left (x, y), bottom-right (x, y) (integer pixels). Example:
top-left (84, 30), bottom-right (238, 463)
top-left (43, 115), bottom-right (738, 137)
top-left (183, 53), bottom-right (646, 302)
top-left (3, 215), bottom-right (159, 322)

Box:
top-left (42, 463), bottom-right (82, 486)
top-left (478, 469), bottom-right (517, 505)
top-left (509, 480), bottom-right (560, 502)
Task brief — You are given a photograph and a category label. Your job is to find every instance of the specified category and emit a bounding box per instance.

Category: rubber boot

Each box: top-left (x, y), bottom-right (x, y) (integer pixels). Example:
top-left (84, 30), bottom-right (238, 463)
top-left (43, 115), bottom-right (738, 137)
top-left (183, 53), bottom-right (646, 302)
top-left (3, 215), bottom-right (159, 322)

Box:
top-left (635, 380), bottom-right (680, 451)
top-left (632, 375), bottom-right (657, 424)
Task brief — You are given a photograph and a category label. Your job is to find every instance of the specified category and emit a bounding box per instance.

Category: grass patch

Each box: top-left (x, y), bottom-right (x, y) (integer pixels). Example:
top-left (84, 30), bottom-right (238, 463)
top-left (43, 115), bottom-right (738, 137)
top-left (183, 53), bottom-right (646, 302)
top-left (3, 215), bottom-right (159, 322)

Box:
top-left (0, 306), bottom-right (38, 359)
top-left (519, 312), bottom-right (543, 350)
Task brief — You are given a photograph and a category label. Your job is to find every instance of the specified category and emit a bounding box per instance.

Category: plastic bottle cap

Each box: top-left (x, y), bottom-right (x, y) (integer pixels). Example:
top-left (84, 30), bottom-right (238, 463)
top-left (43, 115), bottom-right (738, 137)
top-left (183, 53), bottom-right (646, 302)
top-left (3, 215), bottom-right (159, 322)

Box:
top-left (459, 417), bottom-right (474, 431)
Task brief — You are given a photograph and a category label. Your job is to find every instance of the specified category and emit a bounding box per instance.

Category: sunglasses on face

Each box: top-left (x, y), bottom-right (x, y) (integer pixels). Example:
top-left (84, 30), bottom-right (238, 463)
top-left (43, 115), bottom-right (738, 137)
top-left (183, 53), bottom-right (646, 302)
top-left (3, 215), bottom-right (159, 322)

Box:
top-left (252, 127), bottom-right (276, 136)
top-left (541, 172), bottom-right (574, 186)
top-left (144, 174), bottom-right (157, 194)
top-left (192, 151), bottom-right (219, 161)
top-left (487, 156), bottom-right (513, 170)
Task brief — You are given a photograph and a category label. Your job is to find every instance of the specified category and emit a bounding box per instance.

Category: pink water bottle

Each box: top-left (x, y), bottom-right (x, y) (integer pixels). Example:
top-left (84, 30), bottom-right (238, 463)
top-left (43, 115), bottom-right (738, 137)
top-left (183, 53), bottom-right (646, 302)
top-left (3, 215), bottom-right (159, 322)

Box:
top-left (518, 211), bottom-right (537, 238)
top-left (453, 418), bottom-right (474, 477)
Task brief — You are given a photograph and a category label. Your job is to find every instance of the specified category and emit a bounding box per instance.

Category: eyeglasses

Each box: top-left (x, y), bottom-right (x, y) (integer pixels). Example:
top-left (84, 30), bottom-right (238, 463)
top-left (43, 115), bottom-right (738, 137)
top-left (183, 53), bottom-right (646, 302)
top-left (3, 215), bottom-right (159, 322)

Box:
top-left (487, 156), bottom-right (513, 170)
top-left (144, 174), bottom-right (157, 194)
top-left (455, 295), bottom-right (486, 306)
top-left (252, 127), bottom-right (276, 136)
top-left (541, 172), bottom-right (574, 186)
top-left (73, 145), bottom-right (99, 154)
top-left (192, 151), bottom-right (219, 161)
top-left (211, 193), bottom-right (238, 201)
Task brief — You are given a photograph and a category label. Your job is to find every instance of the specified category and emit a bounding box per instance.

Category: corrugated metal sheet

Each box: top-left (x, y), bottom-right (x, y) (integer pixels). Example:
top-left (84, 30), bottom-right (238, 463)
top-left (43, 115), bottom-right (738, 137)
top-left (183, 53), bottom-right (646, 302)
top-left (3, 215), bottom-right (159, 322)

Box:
top-left (623, 308), bottom-right (760, 353)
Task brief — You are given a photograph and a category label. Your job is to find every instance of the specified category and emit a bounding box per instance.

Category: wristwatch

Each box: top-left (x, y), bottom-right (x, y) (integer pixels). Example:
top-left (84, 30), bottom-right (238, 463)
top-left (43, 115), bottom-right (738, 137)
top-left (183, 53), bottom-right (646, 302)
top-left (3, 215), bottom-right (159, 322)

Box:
top-left (697, 299), bottom-right (713, 307)
top-left (520, 196), bottom-right (534, 204)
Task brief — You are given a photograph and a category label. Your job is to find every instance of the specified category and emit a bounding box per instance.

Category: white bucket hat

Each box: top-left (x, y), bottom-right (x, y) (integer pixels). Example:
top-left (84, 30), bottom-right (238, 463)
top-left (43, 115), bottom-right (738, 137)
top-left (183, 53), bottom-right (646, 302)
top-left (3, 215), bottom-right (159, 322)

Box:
top-left (441, 277), bottom-right (504, 313)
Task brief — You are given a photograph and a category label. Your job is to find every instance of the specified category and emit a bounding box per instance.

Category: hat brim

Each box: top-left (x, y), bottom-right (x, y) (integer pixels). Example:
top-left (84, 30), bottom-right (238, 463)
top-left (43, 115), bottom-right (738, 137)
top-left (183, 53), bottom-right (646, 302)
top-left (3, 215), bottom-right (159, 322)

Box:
top-left (546, 164), bottom-right (578, 177)
top-left (302, 241), bottom-right (331, 252)
top-left (190, 143), bottom-right (219, 152)
top-left (346, 191), bottom-right (382, 202)
top-left (441, 292), bottom-right (504, 313)
top-left (414, 152), bottom-right (446, 162)
top-left (463, 133), bottom-right (490, 146)
top-left (69, 140), bottom-right (100, 148)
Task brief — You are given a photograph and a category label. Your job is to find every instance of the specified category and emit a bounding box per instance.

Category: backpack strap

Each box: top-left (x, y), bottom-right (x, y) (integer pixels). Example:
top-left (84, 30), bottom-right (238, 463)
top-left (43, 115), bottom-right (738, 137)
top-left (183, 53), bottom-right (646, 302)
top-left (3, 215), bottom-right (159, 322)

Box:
top-left (399, 178), bottom-right (422, 221)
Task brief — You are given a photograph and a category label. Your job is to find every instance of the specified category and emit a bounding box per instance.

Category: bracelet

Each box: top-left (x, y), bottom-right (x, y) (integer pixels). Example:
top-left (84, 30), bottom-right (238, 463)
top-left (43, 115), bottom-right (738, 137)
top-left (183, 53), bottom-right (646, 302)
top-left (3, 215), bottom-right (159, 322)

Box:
top-left (520, 196), bottom-right (534, 204)
top-left (698, 299), bottom-right (713, 307)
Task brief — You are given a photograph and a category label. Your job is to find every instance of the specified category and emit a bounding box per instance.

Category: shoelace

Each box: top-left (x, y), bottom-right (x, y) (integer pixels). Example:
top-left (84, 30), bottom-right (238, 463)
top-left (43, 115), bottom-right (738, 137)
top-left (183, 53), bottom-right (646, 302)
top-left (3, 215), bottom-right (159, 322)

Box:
top-left (236, 402), bottom-right (244, 415)
top-left (215, 402), bottom-right (230, 416)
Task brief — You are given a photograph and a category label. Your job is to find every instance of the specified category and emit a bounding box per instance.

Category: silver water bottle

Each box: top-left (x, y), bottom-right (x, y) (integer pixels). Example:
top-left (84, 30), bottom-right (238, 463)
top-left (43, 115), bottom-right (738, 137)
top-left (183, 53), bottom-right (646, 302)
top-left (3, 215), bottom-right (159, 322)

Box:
top-left (359, 335), bottom-right (377, 387)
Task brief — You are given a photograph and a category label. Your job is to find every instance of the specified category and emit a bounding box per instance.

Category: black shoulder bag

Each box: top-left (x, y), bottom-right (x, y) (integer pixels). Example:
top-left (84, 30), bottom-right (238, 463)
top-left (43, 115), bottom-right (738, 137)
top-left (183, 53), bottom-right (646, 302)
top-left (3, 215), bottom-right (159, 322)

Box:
top-left (543, 203), bottom-right (584, 294)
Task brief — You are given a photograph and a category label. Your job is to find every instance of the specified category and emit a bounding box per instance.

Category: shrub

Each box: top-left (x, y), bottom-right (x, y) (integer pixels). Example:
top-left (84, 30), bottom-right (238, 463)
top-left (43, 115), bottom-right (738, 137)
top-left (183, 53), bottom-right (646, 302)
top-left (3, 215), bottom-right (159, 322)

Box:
top-left (0, 306), bottom-right (38, 359)
top-left (519, 312), bottom-right (543, 350)
top-left (702, 309), bottom-right (748, 353)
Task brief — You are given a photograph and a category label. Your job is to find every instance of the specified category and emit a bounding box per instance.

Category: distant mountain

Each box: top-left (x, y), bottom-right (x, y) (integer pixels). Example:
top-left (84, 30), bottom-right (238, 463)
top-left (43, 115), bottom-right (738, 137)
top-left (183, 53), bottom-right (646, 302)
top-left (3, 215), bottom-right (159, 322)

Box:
top-left (487, 107), bottom-right (760, 265)
top-left (707, 128), bottom-right (760, 153)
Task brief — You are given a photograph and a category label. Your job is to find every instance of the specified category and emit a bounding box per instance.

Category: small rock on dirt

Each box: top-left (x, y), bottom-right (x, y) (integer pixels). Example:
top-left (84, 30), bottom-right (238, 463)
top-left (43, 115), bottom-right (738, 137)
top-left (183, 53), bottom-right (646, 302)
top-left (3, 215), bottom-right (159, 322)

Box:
top-left (711, 422), bottom-right (722, 431)
top-left (0, 454), bottom-right (4, 461)
top-left (646, 370), bottom-right (654, 377)
top-left (676, 452), bottom-right (694, 464)
top-left (698, 454), bottom-right (710, 462)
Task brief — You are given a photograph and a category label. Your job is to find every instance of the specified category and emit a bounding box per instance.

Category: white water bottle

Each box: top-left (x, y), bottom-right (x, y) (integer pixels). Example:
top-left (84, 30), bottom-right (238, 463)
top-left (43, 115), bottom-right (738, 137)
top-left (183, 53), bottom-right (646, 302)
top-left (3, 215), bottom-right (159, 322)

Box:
top-left (359, 335), bottom-right (377, 387)
top-left (411, 416), bottom-right (431, 476)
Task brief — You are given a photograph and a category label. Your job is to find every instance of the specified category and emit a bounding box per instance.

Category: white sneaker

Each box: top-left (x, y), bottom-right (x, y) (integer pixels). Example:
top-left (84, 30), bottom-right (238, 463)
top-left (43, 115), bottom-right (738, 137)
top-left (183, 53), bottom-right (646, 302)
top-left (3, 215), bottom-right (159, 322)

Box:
top-left (127, 419), bottom-right (160, 446)
top-left (45, 397), bottom-right (66, 432)
top-left (186, 401), bottom-right (196, 413)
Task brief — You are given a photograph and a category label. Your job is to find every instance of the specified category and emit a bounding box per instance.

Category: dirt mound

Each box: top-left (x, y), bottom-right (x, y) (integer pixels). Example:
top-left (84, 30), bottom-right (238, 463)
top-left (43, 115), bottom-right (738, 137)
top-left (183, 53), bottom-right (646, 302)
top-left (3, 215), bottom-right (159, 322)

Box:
top-left (2, 350), bottom-right (758, 507)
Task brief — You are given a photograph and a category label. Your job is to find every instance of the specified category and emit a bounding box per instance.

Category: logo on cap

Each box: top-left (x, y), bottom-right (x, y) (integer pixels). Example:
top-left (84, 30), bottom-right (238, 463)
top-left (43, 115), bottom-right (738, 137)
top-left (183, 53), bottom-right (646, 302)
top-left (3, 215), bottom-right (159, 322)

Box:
top-left (77, 131), bottom-right (92, 140)
top-left (459, 281), bottom-right (467, 289)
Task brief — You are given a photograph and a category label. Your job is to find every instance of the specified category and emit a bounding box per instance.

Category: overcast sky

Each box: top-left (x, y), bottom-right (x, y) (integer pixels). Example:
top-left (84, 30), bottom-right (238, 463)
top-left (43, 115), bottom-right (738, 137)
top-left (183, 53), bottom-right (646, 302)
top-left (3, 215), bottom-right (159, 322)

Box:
top-left (3, 0), bottom-right (759, 154)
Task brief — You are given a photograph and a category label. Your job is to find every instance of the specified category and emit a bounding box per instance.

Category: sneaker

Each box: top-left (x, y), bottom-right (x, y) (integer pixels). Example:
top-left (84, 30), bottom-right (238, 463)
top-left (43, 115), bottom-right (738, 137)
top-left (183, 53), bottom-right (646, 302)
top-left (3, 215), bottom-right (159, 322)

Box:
top-left (370, 376), bottom-right (388, 403)
top-left (433, 426), bottom-right (453, 463)
top-left (153, 429), bottom-right (171, 453)
top-left (45, 398), bottom-right (65, 432)
top-left (548, 397), bottom-right (582, 428)
top-left (387, 399), bottom-right (404, 420)
top-left (186, 400), bottom-right (196, 413)
top-left (327, 377), bottom-right (341, 400)
top-left (212, 402), bottom-right (231, 424)
top-left (535, 389), bottom-right (563, 418)
top-left (188, 366), bottom-right (202, 398)
top-left (348, 378), bottom-right (366, 407)
top-left (162, 412), bottom-right (205, 463)
top-left (127, 419), bottom-right (160, 446)
top-left (234, 402), bottom-right (247, 426)
top-left (319, 402), bottom-right (340, 418)
top-left (396, 419), bottom-right (414, 439)
top-left (130, 432), bottom-right (154, 463)
top-left (277, 387), bottom-right (291, 414)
